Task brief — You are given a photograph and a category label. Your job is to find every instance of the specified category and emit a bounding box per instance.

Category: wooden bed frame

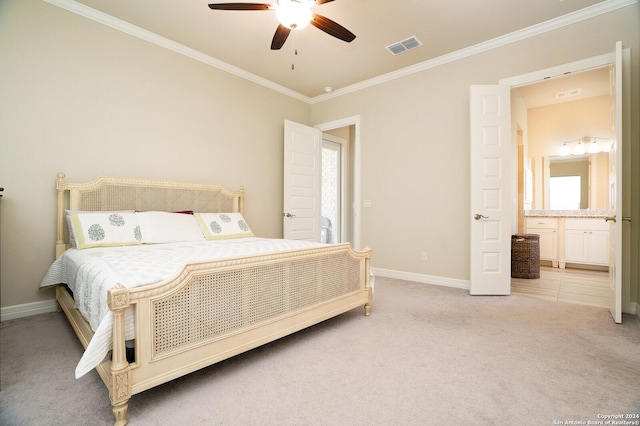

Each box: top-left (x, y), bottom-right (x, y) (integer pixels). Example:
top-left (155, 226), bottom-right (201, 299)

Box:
top-left (53, 173), bottom-right (372, 425)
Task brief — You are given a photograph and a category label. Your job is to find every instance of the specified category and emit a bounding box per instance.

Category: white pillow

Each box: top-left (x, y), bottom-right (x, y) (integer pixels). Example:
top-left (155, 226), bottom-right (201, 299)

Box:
top-left (136, 211), bottom-right (205, 243)
top-left (67, 211), bottom-right (141, 249)
top-left (195, 212), bottom-right (254, 240)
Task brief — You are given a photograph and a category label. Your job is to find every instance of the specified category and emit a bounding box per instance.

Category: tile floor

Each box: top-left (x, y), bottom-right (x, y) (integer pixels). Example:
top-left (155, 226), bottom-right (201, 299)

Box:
top-left (511, 265), bottom-right (610, 308)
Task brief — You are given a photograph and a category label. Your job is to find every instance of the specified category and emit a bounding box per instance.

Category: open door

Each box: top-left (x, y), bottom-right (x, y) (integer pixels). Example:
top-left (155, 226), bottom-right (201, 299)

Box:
top-left (321, 136), bottom-right (345, 244)
top-left (606, 41), bottom-right (624, 323)
top-left (283, 120), bottom-right (322, 242)
top-left (469, 85), bottom-right (512, 295)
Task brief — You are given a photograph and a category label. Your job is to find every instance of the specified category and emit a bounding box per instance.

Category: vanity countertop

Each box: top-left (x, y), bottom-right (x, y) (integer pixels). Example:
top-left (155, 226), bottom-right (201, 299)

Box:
top-left (525, 209), bottom-right (611, 218)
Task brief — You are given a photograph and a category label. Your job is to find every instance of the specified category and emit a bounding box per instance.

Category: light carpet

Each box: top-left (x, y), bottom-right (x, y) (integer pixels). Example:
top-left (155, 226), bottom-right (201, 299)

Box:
top-left (1, 277), bottom-right (639, 425)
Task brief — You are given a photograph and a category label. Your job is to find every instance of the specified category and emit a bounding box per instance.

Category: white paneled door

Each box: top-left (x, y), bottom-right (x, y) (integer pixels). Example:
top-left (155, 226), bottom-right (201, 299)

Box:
top-left (469, 85), bottom-right (512, 295)
top-left (283, 120), bottom-right (322, 242)
top-left (607, 41), bottom-right (624, 324)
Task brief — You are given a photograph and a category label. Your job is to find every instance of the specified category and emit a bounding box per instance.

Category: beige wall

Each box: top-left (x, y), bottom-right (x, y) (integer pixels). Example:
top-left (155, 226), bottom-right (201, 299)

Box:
top-left (511, 90), bottom-right (529, 225)
top-left (528, 95), bottom-right (611, 158)
top-left (311, 5), bottom-right (639, 310)
top-left (0, 0), bottom-right (310, 307)
top-left (591, 152), bottom-right (610, 210)
top-left (1, 1), bottom-right (639, 315)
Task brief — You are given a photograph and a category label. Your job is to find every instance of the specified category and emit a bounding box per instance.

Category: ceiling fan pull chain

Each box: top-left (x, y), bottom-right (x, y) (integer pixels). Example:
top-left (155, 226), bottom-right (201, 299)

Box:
top-left (291, 29), bottom-right (298, 70)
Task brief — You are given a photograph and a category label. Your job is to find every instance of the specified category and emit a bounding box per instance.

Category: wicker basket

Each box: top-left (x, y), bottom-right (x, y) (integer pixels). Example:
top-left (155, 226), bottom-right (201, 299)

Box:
top-left (511, 234), bottom-right (540, 279)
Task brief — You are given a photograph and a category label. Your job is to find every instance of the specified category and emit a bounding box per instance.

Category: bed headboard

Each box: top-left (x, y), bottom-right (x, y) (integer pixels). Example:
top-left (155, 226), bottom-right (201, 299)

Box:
top-left (55, 172), bottom-right (244, 257)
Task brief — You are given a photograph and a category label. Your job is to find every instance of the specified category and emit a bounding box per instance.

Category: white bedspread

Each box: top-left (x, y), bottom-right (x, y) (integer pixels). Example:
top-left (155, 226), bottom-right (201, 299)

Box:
top-left (40, 238), bottom-right (325, 378)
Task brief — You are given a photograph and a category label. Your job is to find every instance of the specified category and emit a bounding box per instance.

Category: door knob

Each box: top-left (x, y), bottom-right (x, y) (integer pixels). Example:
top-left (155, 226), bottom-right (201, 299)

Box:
top-left (474, 214), bottom-right (488, 221)
top-left (283, 212), bottom-right (296, 218)
top-left (605, 216), bottom-right (616, 223)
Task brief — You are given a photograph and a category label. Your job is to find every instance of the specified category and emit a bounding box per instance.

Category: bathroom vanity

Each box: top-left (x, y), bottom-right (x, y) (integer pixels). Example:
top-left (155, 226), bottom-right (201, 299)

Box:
top-left (524, 210), bottom-right (611, 269)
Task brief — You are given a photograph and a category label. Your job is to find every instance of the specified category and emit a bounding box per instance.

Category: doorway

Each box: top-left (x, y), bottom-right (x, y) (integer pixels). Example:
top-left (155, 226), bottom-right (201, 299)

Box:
top-left (316, 116), bottom-right (362, 249)
top-left (501, 52), bottom-right (623, 314)
top-left (321, 136), bottom-right (345, 244)
top-left (282, 118), bottom-right (361, 247)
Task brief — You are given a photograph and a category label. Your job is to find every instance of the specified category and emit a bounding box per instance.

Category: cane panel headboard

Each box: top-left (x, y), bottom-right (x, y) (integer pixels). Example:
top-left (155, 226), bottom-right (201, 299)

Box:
top-left (55, 172), bottom-right (245, 257)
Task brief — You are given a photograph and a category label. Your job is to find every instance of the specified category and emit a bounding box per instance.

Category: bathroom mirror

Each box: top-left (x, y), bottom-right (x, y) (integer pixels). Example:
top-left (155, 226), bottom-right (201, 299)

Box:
top-left (539, 152), bottom-right (609, 210)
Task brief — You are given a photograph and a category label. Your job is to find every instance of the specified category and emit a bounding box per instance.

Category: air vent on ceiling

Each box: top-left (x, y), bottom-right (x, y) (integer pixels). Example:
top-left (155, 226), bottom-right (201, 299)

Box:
top-left (386, 35), bottom-right (423, 56)
top-left (555, 88), bottom-right (582, 99)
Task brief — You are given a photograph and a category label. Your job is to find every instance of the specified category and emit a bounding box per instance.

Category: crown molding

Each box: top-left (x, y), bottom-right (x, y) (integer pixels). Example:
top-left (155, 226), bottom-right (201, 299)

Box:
top-left (43, 0), bottom-right (636, 105)
top-left (311, 0), bottom-right (637, 103)
top-left (42, 0), bottom-right (312, 103)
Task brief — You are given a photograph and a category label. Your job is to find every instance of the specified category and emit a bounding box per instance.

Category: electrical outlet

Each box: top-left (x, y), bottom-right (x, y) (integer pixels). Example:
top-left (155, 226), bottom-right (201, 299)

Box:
top-left (420, 252), bottom-right (428, 262)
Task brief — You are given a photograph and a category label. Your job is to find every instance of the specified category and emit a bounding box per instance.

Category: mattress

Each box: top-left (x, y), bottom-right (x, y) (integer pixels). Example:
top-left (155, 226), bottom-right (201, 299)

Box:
top-left (40, 237), bottom-right (325, 377)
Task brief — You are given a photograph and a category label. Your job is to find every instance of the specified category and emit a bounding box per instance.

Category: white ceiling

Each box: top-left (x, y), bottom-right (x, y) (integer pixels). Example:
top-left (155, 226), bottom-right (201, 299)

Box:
top-left (58, 0), bottom-right (625, 100)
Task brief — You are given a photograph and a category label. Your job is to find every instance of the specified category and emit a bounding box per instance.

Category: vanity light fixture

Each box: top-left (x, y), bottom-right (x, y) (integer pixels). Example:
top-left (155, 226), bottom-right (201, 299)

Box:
top-left (559, 136), bottom-right (611, 157)
top-left (587, 138), bottom-right (601, 154)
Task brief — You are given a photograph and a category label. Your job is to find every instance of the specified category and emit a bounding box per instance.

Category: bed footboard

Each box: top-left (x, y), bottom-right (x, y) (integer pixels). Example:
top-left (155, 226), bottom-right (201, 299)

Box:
top-left (107, 243), bottom-right (372, 425)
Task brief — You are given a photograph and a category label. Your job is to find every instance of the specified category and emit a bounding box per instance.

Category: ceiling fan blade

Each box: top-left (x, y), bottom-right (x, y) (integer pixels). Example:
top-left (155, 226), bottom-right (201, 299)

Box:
top-left (208, 3), bottom-right (271, 11)
top-left (315, 0), bottom-right (335, 4)
top-left (310, 13), bottom-right (355, 43)
top-left (271, 24), bottom-right (292, 50)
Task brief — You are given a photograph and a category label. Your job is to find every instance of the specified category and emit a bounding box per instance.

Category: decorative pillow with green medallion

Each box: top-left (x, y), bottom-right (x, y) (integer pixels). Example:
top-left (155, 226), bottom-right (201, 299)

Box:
top-left (195, 212), bottom-right (254, 240)
top-left (67, 211), bottom-right (142, 249)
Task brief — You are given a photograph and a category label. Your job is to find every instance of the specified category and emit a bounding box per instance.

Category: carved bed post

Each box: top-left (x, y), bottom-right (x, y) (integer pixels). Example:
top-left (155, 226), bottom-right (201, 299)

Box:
top-left (55, 172), bottom-right (67, 258)
top-left (237, 186), bottom-right (245, 214)
top-left (108, 284), bottom-right (131, 426)
top-left (363, 247), bottom-right (373, 316)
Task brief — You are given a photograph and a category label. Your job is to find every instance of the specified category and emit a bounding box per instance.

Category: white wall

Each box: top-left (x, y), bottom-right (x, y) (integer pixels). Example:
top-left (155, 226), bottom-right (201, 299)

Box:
top-left (0, 0), bottom-right (310, 309)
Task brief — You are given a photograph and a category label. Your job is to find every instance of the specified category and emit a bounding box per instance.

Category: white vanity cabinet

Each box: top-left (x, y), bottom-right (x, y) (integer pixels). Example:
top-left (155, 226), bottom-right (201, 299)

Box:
top-left (563, 218), bottom-right (609, 266)
top-left (525, 215), bottom-right (610, 269)
top-left (525, 217), bottom-right (558, 267)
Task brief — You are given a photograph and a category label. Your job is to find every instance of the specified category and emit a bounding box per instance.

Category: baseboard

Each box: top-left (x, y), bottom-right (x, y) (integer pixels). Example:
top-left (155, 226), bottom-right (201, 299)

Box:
top-left (372, 268), bottom-right (640, 319)
top-left (1, 281), bottom-right (637, 321)
top-left (1, 299), bottom-right (59, 322)
top-left (371, 267), bottom-right (470, 290)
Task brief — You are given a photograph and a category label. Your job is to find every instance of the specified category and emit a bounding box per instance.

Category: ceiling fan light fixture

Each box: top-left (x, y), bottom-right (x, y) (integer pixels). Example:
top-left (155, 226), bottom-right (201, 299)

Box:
top-left (276, 0), bottom-right (313, 29)
top-left (208, 1), bottom-right (355, 50)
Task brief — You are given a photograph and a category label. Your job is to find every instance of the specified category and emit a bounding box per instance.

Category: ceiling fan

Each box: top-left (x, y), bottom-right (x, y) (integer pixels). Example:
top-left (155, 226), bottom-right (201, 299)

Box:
top-left (208, 0), bottom-right (356, 50)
